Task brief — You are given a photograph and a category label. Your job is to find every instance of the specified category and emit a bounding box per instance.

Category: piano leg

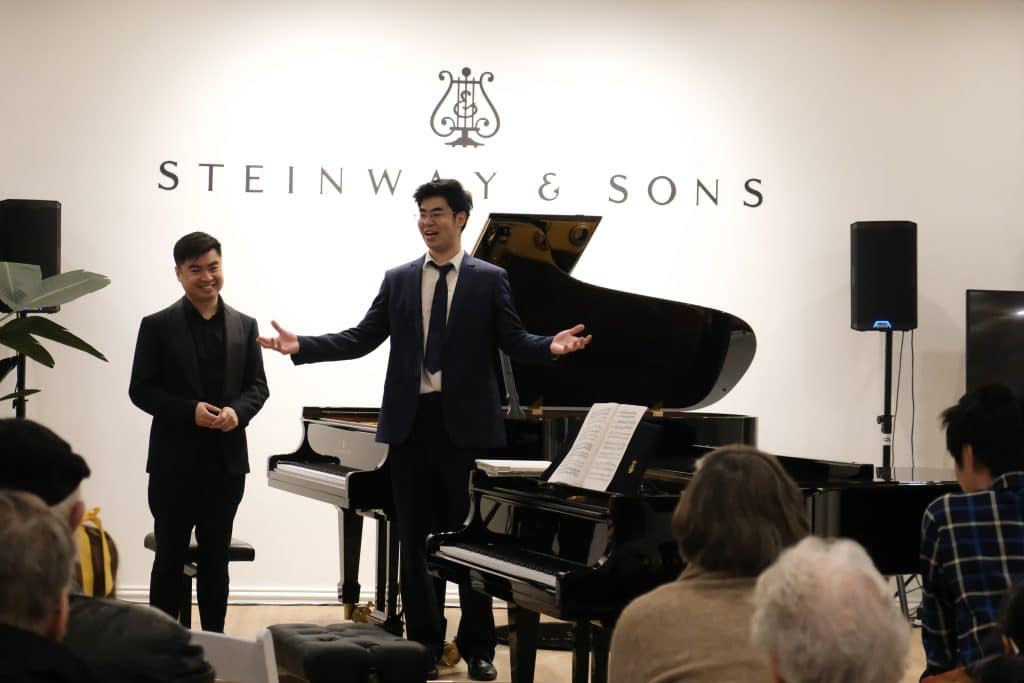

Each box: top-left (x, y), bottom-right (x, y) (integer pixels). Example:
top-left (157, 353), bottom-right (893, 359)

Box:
top-left (374, 518), bottom-right (387, 617)
top-left (381, 517), bottom-right (404, 635)
top-left (337, 507), bottom-right (363, 620)
top-left (507, 603), bottom-right (540, 683)
top-left (571, 621), bottom-right (591, 683)
top-left (590, 623), bottom-right (611, 683)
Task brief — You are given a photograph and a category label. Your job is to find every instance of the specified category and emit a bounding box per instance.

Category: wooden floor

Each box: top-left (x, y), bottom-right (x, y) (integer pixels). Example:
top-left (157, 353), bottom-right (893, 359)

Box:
top-left (210, 603), bottom-right (928, 683)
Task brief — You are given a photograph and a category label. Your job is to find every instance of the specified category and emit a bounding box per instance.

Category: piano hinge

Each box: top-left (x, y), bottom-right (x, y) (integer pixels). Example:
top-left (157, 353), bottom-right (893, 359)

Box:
top-left (528, 403), bottom-right (544, 417)
top-left (650, 402), bottom-right (665, 418)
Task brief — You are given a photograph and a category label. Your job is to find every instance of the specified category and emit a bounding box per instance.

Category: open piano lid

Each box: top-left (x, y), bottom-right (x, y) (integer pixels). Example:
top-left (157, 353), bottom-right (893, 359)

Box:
top-left (472, 213), bottom-right (756, 411)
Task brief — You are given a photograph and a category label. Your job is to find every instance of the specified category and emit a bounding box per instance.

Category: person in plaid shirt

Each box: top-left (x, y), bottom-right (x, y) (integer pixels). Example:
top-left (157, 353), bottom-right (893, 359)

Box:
top-left (919, 383), bottom-right (1024, 679)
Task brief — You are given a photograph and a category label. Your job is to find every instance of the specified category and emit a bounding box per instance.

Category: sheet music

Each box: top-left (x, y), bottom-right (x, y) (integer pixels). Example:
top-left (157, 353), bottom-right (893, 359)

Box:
top-left (547, 403), bottom-right (616, 486)
top-left (581, 404), bottom-right (646, 490)
top-left (548, 403), bottom-right (645, 490)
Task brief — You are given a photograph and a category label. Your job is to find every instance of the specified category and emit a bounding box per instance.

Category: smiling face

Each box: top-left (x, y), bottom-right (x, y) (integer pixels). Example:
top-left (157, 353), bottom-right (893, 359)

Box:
top-left (418, 195), bottom-right (466, 263)
top-left (175, 248), bottom-right (223, 308)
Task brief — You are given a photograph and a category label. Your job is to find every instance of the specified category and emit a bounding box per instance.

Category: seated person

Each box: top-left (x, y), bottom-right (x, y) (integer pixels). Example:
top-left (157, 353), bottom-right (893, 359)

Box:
top-left (751, 536), bottom-right (910, 683)
top-left (0, 418), bottom-right (214, 683)
top-left (608, 445), bottom-right (809, 682)
top-left (919, 383), bottom-right (1024, 677)
top-left (964, 579), bottom-right (1024, 682)
top-left (0, 490), bottom-right (99, 682)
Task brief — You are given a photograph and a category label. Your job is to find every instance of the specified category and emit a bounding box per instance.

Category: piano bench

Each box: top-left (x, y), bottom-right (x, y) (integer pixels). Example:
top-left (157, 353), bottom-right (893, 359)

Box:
top-left (269, 623), bottom-right (433, 683)
top-left (142, 531), bottom-right (255, 628)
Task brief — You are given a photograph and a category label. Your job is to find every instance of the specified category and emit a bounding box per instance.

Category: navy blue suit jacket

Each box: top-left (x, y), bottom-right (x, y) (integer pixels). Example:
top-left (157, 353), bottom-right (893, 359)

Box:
top-left (293, 254), bottom-right (553, 448)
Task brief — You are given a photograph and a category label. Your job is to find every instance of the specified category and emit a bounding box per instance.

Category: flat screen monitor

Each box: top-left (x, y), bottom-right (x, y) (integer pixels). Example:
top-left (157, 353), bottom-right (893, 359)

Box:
top-left (966, 289), bottom-right (1024, 395)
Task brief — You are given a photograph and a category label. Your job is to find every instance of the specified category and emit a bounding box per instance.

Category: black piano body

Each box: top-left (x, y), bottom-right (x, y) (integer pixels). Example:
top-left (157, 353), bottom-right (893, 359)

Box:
top-left (424, 213), bottom-right (956, 683)
top-left (429, 456), bottom-right (956, 683)
top-left (426, 212), bottom-right (762, 682)
top-left (267, 406), bottom-right (402, 631)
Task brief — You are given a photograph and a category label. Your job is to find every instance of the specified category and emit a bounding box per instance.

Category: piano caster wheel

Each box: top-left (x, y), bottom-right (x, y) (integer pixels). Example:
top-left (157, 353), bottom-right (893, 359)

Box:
top-left (440, 641), bottom-right (461, 667)
top-left (343, 603), bottom-right (355, 621)
top-left (351, 602), bottom-right (374, 623)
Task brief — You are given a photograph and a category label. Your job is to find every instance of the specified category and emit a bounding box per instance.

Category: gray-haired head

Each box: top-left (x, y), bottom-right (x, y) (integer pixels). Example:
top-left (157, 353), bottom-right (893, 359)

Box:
top-left (0, 490), bottom-right (76, 638)
top-left (750, 536), bottom-right (910, 683)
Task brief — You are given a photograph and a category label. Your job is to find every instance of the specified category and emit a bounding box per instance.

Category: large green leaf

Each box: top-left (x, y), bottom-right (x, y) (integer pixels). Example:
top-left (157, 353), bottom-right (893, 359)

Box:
top-left (21, 270), bottom-right (110, 309)
top-left (0, 355), bottom-right (18, 383)
top-left (0, 319), bottom-right (55, 366)
top-left (7, 315), bottom-right (107, 362)
top-left (0, 388), bottom-right (41, 401)
top-left (0, 262), bottom-right (43, 309)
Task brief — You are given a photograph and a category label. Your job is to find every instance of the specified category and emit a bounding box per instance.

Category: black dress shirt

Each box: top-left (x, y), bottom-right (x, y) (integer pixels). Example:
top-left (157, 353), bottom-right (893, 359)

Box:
top-left (183, 298), bottom-right (226, 459)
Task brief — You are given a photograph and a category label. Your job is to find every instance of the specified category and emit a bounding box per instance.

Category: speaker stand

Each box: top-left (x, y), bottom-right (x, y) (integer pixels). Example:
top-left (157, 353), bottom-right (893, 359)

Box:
top-left (876, 329), bottom-right (894, 480)
top-left (9, 311), bottom-right (28, 418)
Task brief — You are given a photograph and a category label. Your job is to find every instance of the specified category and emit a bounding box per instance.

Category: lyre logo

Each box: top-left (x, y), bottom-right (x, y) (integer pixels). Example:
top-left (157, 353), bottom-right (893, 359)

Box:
top-left (430, 67), bottom-right (500, 147)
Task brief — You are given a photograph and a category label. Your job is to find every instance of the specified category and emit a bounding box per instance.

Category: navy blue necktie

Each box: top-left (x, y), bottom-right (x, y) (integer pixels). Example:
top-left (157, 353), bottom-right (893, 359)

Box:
top-left (424, 262), bottom-right (454, 374)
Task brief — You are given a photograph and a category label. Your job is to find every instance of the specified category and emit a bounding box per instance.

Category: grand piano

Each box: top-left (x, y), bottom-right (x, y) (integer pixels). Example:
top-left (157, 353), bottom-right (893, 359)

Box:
top-left (424, 213), bottom-right (958, 683)
top-left (265, 211), bottom-right (760, 636)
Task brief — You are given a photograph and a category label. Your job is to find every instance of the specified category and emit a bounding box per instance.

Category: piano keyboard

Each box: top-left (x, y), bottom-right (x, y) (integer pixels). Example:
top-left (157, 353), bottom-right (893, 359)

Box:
top-left (436, 541), bottom-right (588, 589)
top-left (274, 462), bottom-right (351, 490)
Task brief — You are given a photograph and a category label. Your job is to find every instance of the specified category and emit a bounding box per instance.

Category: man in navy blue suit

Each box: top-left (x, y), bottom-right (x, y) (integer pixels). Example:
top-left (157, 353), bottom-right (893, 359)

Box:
top-left (259, 178), bottom-right (590, 680)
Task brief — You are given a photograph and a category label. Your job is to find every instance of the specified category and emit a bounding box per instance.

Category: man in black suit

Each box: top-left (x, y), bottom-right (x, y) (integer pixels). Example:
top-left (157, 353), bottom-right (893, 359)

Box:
top-left (130, 232), bottom-right (269, 633)
top-left (259, 179), bottom-right (590, 681)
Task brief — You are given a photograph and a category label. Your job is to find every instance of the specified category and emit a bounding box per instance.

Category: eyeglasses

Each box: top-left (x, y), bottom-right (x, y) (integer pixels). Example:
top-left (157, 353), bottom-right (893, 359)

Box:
top-left (416, 209), bottom-right (456, 222)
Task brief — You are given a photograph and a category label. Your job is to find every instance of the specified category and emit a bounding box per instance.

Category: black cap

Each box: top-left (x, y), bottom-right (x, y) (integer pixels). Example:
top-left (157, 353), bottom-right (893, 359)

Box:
top-left (0, 419), bottom-right (90, 505)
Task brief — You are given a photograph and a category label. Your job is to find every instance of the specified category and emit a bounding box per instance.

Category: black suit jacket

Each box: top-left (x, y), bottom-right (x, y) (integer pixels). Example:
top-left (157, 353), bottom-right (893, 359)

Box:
top-left (293, 254), bottom-right (552, 448)
top-left (64, 594), bottom-right (214, 683)
top-left (129, 297), bottom-right (269, 475)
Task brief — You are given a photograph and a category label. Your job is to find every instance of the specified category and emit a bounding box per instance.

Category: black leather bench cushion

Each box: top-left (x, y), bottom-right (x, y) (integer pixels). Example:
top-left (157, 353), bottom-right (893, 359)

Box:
top-left (143, 532), bottom-right (255, 563)
top-left (269, 623), bottom-right (433, 683)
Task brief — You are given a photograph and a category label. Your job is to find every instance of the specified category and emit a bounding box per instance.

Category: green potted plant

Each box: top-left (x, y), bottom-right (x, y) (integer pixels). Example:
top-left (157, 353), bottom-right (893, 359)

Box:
top-left (0, 261), bottom-right (111, 402)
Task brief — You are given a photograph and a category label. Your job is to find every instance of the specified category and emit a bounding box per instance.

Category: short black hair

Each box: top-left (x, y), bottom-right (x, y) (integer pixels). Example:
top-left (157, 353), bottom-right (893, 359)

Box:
top-left (173, 232), bottom-right (221, 267)
top-left (1000, 578), bottom-right (1024, 649)
top-left (941, 383), bottom-right (1024, 476)
top-left (413, 179), bottom-right (473, 224)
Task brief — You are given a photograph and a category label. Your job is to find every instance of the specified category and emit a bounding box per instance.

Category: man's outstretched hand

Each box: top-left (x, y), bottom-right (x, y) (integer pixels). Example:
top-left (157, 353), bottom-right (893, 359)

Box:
top-left (257, 320), bottom-right (300, 355)
top-left (550, 324), bottom-right (592, 356)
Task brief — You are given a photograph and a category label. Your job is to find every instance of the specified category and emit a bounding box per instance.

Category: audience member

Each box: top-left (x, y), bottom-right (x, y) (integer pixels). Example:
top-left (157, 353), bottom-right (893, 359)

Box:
top-left (963, 579), bottom-right (1024, 683)
top-left (0, 418), bottom-right (214, 683)
top-left (751, 536), bottom-right (910, 683)
top-left (919, 383), bottom-right (1024, 677)
top-left (0, 489), bottom-right (99, 682)
top-left (608, 445), bottom-right (809, 682)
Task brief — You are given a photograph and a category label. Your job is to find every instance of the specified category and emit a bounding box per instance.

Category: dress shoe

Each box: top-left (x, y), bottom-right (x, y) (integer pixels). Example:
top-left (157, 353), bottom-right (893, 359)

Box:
top-left (466, 656), bottom-right (497, 681)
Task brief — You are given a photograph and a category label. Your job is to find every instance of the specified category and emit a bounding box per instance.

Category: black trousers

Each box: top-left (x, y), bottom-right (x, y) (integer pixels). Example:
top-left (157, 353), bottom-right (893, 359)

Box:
top-left (388, 393), bottom-right (496, 661)
top-left (147, 455), bottom-right (245, 632)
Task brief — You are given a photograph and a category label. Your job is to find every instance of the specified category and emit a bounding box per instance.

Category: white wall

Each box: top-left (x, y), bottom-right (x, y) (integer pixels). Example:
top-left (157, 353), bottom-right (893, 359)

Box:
top-left (2, 0), bottom-right (1022, 600)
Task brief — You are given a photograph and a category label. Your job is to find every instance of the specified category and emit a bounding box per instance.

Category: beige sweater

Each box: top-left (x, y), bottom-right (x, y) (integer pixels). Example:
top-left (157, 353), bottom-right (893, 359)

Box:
top-left (608, 566), bottom-right (772, 683)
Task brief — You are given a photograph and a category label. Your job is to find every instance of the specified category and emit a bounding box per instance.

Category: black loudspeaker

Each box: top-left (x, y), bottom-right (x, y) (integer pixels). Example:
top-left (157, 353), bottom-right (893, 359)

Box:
top-left (850, 220), bottom-right (917, 331)
top-left (0, 199), bottom-right (62, 313)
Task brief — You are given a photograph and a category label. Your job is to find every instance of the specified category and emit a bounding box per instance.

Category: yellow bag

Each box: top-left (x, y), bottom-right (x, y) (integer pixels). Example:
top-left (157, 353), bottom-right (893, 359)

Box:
top-left (74, 507), bottom-right (118, 597)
